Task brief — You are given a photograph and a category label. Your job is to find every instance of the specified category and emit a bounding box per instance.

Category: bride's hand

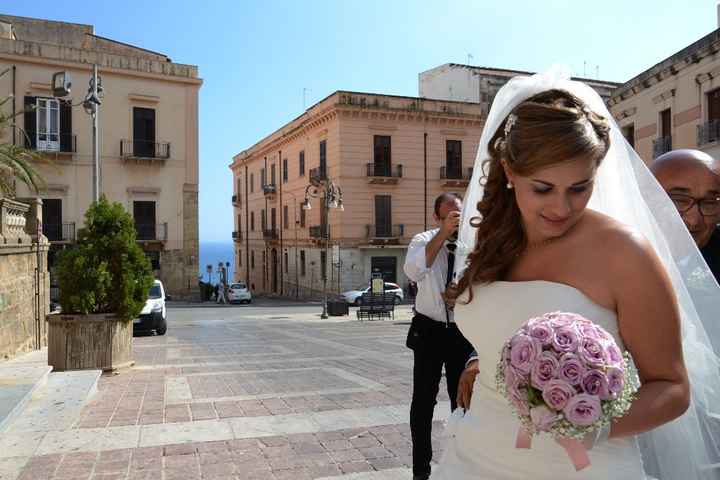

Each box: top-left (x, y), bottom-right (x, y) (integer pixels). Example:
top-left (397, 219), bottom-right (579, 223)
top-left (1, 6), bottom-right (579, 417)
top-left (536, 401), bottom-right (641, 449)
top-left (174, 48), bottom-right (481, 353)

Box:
top-left (457, 359), bottom-right (479, 409)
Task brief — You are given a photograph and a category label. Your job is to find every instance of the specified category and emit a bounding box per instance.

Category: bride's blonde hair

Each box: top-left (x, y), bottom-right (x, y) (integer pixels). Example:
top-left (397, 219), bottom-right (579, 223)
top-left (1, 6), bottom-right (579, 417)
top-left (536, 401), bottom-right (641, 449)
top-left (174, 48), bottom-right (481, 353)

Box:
top-left (448, 89), bottom-right (611, 304)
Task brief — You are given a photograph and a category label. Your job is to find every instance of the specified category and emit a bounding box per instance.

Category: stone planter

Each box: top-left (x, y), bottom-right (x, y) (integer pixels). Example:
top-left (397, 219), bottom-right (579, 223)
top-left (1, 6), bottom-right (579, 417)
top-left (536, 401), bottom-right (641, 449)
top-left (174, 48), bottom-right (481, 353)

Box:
top-left (47, 313), bottom-right (134, 371)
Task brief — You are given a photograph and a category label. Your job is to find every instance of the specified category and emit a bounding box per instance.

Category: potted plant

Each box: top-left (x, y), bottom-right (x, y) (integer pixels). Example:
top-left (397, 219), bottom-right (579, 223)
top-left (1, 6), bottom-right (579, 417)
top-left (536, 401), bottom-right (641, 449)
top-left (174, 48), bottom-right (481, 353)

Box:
top-left (48, 196), bottom-right (153, 371)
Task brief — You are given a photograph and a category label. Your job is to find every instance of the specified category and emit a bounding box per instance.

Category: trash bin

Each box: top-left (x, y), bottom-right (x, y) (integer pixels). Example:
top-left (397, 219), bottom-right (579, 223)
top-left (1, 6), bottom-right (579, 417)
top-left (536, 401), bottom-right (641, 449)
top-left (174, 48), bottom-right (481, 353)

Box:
top-left (327, 300), bottom-right (349, 316)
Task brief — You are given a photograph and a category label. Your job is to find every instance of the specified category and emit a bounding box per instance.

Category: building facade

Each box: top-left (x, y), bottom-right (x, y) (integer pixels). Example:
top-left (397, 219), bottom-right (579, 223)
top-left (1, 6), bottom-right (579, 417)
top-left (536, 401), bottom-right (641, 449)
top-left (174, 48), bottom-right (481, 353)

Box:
top-left (0, 15), bottom-right (201, 298)
top-left (231, 92), bottom-right (485, 297)
top-left (608, 27), bottom-right (720, 165)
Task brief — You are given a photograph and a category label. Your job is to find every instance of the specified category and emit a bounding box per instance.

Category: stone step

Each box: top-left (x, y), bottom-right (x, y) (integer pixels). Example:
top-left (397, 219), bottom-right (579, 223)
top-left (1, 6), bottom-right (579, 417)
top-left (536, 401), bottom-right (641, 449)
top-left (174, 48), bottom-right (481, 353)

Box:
top-left (6, 369), bottom-right (101, 433)
top-left (0, 363), bottom-right (52, 434)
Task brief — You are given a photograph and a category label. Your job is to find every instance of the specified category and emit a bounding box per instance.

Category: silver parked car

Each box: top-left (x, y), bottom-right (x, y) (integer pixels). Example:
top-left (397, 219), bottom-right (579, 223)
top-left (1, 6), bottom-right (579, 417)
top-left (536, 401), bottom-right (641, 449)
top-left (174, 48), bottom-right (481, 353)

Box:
top-left (341, 282), bottom-right (404, 305)
top-left (228, 282), bottom-right (252, 304)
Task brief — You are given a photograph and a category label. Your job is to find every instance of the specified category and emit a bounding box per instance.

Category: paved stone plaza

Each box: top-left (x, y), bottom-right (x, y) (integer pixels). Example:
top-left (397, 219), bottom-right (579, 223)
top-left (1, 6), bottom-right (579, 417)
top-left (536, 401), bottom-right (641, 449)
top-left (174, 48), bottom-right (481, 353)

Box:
top-left (1, 304), bottom-right (452, 479)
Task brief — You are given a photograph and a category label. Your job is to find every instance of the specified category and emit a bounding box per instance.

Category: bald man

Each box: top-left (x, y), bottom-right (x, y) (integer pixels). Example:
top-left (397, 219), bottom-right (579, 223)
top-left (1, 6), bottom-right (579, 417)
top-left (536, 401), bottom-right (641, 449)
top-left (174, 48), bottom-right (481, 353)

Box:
top-left (651, 149), bottom-right (720, 282)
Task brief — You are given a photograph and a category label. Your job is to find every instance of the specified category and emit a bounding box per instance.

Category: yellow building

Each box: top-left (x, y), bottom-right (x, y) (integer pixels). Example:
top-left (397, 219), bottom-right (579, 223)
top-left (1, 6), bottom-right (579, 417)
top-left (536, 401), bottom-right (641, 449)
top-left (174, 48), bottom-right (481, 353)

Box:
top-left (609, 26), bottom-right (720, 164)
top-left (0, 15), bottom-right (201, 298)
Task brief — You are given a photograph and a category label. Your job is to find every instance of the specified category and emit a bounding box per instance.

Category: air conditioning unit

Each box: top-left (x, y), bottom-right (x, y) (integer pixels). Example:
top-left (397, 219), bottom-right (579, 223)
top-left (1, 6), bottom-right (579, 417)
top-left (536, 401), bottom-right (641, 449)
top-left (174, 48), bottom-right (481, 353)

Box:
top-left (0, 22), bottom-right (15, 40)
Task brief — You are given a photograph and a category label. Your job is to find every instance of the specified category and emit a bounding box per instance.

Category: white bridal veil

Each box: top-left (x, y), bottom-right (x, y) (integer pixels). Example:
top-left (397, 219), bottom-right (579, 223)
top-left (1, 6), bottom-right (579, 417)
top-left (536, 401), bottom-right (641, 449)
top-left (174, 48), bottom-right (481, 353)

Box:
top-left (454, 66), bottom-right (720, 480)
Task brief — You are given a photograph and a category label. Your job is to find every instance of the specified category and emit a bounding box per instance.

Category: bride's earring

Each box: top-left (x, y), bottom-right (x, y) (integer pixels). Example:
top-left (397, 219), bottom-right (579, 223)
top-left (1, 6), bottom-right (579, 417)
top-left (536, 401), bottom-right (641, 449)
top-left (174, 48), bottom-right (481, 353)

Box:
top-left (506, 182), bottom-right (513, 189)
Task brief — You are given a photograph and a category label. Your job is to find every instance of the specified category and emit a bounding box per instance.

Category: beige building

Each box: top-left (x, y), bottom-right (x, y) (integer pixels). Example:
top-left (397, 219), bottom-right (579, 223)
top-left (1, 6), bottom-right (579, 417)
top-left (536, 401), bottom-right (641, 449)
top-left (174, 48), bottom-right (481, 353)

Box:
top-left (231, 92), bottom-right (485, 297)
top-left (0, 15), bottom-right (201, 298)
top-left (608, 26), bottom-right (720, 164)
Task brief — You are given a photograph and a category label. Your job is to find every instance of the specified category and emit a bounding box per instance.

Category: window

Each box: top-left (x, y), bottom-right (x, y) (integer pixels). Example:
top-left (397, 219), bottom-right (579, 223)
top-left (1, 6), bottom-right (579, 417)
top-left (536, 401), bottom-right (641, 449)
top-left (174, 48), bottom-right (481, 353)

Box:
top-left (145, 252), bottom-right (160, 270)
top-left (238, 250), bottom-right (242, 267)
top-left (300, 203), bottom-right (306, 228)
top-left (250, 211), bottom-right (255, 231)
top-left (133, 201), bottom-right (156, 240)
top-left (132, 107), bottom-right (156, 157)
top-left (319, 140), bottom-right (327, 176)
top-left (375, 195), bottom-right (392, 237)
top-left (24, 96), bottom-right (72, 152)
top-left (373, 136), bottom-right (391, 176)
top-left (236, 178), bottom-right (242, 205)
top-left (37, 98), bottom-right (60, 151)
top-left (251, 251), bottom-right (255, 269)
top-left (250, 173), bottom-right (254, 193)
top-left (300, 250), bottom-right (306, 276)
top-left (622, 124), bottom-right (635, 148)
top-left (708, 89), bottom-right (720, 122)
top-left (446, 140), bottom-right (462, 178)
top-left (283, 159), bottom-right (288, 183)
top-left (237, 214), bottom-right (242, 232)
top-left (299, 151), bottom-right (305, 176)
top-left (261, 168), bottom-right (266, 186)
top-left (41, 198), bottom-right (62, 241)
top-left (271, 208), bottom-right (277, 231)
top-left (271, 164), bottom-right (276, 185)
top-left (283, 205), bottom-right (289, 229)
top-left (660, 109), bottom-right (672, 138)
top-left (261, 209), bottom-right (266, 230)
top-left (284, 251), bottom-right (288, 273)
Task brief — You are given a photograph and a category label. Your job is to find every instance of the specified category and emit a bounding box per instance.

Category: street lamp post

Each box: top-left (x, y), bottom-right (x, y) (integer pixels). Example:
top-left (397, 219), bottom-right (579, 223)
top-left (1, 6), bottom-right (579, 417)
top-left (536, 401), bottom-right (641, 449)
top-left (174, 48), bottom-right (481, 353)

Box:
top-left (303, 178), bottom-right (343, 319)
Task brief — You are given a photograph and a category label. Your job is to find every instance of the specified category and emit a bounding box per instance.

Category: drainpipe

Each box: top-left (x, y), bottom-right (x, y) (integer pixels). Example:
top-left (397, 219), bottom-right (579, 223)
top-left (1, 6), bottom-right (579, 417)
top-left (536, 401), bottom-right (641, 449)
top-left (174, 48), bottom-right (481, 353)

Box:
top-left (278, 150), bottom-right (283, 296)
top-left (245, 164), bottom-right (249, 287)
top-left (423, 131), bottom-right (428, 231)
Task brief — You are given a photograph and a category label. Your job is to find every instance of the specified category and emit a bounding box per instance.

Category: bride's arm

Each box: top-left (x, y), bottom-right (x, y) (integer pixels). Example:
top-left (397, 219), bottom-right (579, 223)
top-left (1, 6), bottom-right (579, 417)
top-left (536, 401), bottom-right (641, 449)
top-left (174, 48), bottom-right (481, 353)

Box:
top-left (607, 231), bottom-right (690, 439)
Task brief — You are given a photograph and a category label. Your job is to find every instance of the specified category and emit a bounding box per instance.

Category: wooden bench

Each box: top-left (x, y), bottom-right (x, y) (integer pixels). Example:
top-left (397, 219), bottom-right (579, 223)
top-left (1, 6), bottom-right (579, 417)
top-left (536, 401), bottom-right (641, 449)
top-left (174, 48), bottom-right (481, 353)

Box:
top-left (356, 292), bottom-right (396, 321)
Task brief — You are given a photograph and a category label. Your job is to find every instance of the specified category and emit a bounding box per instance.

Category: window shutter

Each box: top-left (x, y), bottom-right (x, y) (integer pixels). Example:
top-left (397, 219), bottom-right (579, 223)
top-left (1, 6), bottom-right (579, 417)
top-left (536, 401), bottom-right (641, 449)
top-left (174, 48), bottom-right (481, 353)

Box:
top-left (60, 100), bottom-right (73, 152)
top-left (23, 96), bottom-right (37, 149)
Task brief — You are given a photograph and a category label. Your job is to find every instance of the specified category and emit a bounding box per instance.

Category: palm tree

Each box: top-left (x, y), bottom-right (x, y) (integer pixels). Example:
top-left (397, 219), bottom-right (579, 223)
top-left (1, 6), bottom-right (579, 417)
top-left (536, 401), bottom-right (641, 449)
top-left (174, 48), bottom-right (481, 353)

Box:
top-left (0, 67), bottom-right (44, 198)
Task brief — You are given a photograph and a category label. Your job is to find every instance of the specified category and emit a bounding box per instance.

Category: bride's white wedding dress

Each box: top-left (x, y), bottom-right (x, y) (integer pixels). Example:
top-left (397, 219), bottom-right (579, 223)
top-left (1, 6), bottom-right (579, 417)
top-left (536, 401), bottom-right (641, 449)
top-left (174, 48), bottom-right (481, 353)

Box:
top-left (432, 280), bottom-right (646, 479)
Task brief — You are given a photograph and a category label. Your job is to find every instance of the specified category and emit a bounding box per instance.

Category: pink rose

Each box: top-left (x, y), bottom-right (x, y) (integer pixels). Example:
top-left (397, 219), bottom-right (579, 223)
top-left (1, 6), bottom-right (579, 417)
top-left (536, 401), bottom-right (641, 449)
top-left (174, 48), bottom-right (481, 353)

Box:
top-left (558, 353), bottom-right (585, 386)
top-left (552, 326), bottom-right (580, 353)
top-left (563, 393), bottom-right (601, 426)
top-left (581, 369), bottom-right (610, 399)
top-left (528, 320), bottom-right (554, 346)
top-left (510, 334), bottom-right (542, 375)
top-left (541, 379), bottom-right (576, 411)
top-left (530, 351), bottom-right (559, 390)
top-left (605, 344), bottom-right (623, 366)
top-left (579, 337), bottom-right (607, 367)
top-left (606, 367), bottom-right (625, 398)
top-left (544, 312), bottom-right (580, 328)
top-left (530, 405), bottom-right (561, 431)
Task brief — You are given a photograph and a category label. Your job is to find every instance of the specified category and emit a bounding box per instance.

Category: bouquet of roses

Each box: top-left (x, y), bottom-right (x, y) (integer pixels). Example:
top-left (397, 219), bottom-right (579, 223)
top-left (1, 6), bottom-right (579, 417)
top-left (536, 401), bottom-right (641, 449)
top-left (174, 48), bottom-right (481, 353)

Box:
top-left (496, 312), bottom-right (637, 471)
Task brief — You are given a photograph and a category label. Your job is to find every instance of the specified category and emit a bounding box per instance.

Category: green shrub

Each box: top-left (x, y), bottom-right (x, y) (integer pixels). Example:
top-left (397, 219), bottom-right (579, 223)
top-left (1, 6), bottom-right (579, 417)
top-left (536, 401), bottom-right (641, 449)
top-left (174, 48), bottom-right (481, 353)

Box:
top-left (56, 196), bottom-right (154, 320)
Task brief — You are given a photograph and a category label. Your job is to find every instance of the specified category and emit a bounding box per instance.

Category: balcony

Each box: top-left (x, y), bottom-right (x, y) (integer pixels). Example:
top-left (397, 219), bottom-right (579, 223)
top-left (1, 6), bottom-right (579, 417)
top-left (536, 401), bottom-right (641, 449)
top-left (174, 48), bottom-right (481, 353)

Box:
top-left (121, 140), bottom-right (171, 161)
top-left (309, 167), bottom-right (327, 185)
top-left (309, 225), bottom-right (330, 239)
top-left (262, 184), bottom-right (277, 200)
top-left (262, 228), bottom-right (279, 241)
top-left (697, 120), bottom-right (720, 147)
top-left (232, 230), bottom-right (242, 242)
top-left (366, 163), bottom-right (402, 185)
top-left (366, 224), bottom-right (404, 245)
top-left (135, 223), bottom-right (168, 242)
top-left (652, 136), bottom-right (672, 159)
top-left (232, 194), bottom-right (240, 206)
top-left (440, 166), bottom-right (473, 188)
top-left (26, 131), bottom-right (77, 155)
top-left (43, 222), bottom-right (75, 243)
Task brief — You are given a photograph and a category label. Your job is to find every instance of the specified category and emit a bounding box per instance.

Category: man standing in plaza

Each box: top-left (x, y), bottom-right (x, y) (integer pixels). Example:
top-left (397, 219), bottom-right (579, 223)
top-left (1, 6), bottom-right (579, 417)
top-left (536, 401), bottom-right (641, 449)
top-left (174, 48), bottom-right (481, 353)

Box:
top-left (403, 193), bottom-right (474, 480)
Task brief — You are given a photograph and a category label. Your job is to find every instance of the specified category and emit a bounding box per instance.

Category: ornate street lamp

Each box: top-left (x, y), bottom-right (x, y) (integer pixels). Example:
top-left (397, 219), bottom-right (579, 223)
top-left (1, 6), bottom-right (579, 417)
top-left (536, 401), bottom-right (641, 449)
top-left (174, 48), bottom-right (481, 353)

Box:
top-left (303, 178), bottom-right (343, 319)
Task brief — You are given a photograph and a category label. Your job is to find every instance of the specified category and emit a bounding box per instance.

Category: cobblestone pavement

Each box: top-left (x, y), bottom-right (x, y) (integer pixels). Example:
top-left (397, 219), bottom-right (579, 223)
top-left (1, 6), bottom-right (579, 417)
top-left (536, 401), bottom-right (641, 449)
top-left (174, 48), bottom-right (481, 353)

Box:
top-left (6, 305), bottom-right (452, 479)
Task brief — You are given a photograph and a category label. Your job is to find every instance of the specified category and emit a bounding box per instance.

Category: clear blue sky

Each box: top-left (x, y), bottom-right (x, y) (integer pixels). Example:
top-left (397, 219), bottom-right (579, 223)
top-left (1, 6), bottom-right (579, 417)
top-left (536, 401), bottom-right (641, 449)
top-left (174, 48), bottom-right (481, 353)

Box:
top-left (5, 1), bottom-right (719, 242)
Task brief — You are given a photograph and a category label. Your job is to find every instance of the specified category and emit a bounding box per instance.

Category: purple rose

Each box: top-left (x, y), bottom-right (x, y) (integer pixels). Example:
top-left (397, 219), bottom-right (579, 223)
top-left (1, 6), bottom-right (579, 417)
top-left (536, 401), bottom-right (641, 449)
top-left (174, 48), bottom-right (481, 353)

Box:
top-left (605, 344), bottom-right (623, 366)
top-left (530, 405), bottom-right (560, 431)
top-left (558, 353), bottom-right (585, 386)
top-left (581, 369), bottom-right (610, 399)
top-left (579, 337), bottom-right (607, 368)
top-left (544, 312), bottom-right (580, 328)
top-left (563, 393), bottom-right (601, 426)
top-left (552, 326), bottom-right (580, 353)
top-left (530, 351), bottom-right (559, 390)
top-left (528, 320), bottom-right (554, 346)
top-left (606, 367), bottom-right (625, 398)
top-left (510, 334), bottom-right (542, 375)
top-left (541, 379), bottom-right (576, 411)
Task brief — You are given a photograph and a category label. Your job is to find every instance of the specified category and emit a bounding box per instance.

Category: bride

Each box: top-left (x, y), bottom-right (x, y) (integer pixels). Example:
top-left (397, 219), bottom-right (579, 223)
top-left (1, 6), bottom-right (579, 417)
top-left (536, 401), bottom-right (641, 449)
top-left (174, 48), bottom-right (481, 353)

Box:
top-left (432, 68), bottom-right (720, 480)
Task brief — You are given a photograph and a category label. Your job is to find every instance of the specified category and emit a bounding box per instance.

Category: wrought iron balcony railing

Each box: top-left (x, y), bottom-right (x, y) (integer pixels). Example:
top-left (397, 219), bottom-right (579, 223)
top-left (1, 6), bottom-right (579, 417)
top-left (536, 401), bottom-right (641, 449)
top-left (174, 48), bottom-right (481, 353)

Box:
top-left (366, 163), bottom-right (403, 178)
top-left (652, 136), bottom-right (672, 159)
top-left (43, 222), bottom-right (75, 242)
top-left (262, 184), bottom-right (277, 195)
top-left (366, 224), bottom-right (404, 239)
top-left (135, 222), bottom-right (168, 241)
top-left (232, 194), bottom-right (238, 204)
top-left (25, 131), bottom-right (77, 153)
top-left (121, 139), bottom-right (171, 159)
top-left (309, 167), bottom-right (327, 183)
top-left (697, 120), bottom-right (720, 146)
top-left (440, 166), bottom-right (473, 180)
top-left (309, 225), bottom-right (330, 239)
top-left (262, 228), bottom-right (279, 240)
top-left (232, 230), bottom-right (242, 242)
